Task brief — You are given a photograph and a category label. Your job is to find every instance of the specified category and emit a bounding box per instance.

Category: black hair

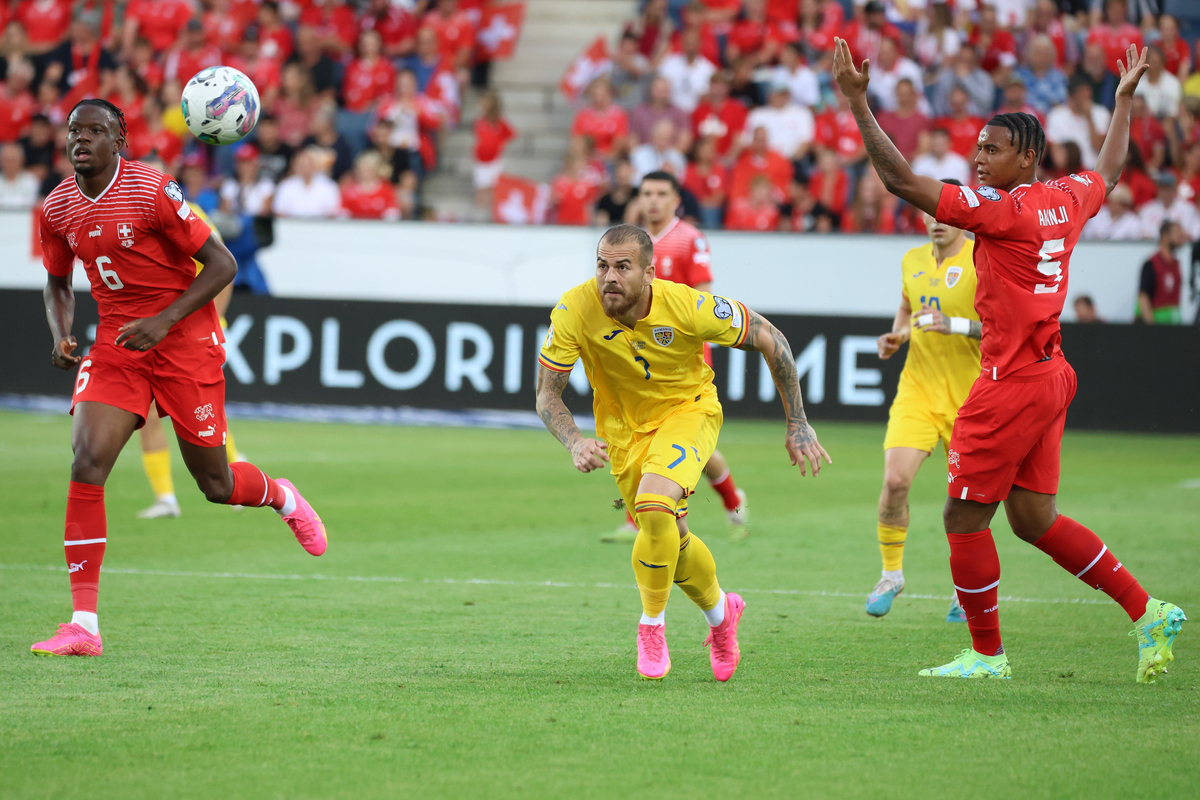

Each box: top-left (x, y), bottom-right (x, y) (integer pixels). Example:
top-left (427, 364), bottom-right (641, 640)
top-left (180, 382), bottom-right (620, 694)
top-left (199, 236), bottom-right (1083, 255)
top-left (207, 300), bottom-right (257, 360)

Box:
top-left (600, 224), bottom-right (654, 268)
top-left (69, 98), bottom-right (127, 143)
top-left (984, 111), bottom-right (1046, 164)
top-left (942, 178), bottom-right (964, 187)
top-left (639, 169), bottom-right (681, 196)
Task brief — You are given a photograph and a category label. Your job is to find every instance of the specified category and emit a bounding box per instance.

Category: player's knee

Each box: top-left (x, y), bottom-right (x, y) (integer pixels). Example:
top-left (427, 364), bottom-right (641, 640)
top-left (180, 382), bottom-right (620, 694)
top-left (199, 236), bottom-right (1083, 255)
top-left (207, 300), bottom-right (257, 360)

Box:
top-left (883, 471), bottom-right (912, 499)
top-left (633, 494), bottom-right (679, 539)
top-left (70, 448), bottom-right (108, 485)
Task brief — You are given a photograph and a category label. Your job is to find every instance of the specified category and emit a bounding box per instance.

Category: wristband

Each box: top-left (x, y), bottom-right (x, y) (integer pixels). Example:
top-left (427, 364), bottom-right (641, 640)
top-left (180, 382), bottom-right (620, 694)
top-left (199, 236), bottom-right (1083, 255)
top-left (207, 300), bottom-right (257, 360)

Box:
top-left (917, 313), bottom-right (934, 327)
top-left (949, 317), bottom-right (971, 335)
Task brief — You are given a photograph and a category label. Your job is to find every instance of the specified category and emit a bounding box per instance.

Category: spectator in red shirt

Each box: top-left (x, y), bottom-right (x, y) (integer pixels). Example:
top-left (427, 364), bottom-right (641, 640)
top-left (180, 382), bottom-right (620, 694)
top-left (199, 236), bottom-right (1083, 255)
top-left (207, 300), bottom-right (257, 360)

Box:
top-left (625, 0), bottom-right (672, 61)
top-left (473, 89), bottom-right (516, 210)
top-left (841, 169), bottom-right (897, 233)
top-left (0, 58), bottom-right (35, 142)
top-left (133, 95), bottom-right (184, 172)
top-left (807, 146), bottom-right (849, 220)
top-left (43, 12), bottom-right (116, 108)
top-left (203, 0), bottom-right (247, 55)
top-left (726, 0), bottom-right (782, 67)
top-left (684, 136), bottom-right (728, 229)
top-left (128, 37), bottom-right (164, 94)
top-left (340, 150), bottom-right (401, 220)
top-left (1129, 94), bottom-right (1166, 171)
top-left (667, 3), bottom-right (721, 67)
top-left (15, 0), bottom-right (70, 55)
top-left (570, 78), bottom-right (629, 158)
top-left (691, 71), bottom-right (748, 158)
top-left (730, 126), bottom-right (793, 200)
top-left (551, 155), bottom-right (599, 226)
top-left (107, 65), bottom-right (148, 146)
top-left (813, 90), bottom-right (865, 167)
top-left (226, 27), bottom-right (284, 107)
top-left (273, 63), bottom-right (318, 148)
top-left (362, 0), bottom-right (417, 59)
top-left (1158, 14), bottom-right (1192, 81)
top-left (797, 0), bottom-right (844, 54)
top-left (423, 0), bottom-right (477, 75)
top-left (300, 0), bottom-right (359, 58)
top-left (968, 4), bottom-right (1017, 75)
top-left (257, 1), bottom-right (295, 64)
top-left (164, 19), bottom-right (223, 86)
top-left (934, 86), bottom-right (986, 158)
top-left (343, 29), bottom-right (395, 114)
top-left (840, 0), bottom-right (903, 65)
top-left (876, 78), bottom-right (931, 159)
top-left (121, 0), bottom-right (192, 59)
top-left (726, 174), bottom-right (782, 231)
top-left (1029, 0), bottom-right (1070, 67)
top-left (1086, 0), bottom-right (1143, 75)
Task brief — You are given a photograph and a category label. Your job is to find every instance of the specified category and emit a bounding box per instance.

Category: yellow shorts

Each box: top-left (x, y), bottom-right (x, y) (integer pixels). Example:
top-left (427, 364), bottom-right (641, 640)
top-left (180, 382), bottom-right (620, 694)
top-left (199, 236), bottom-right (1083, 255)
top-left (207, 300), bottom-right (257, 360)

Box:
top-left (883, 393), bottom-right (957, 454)
top-left (608, 404), bottom-right (723, 518)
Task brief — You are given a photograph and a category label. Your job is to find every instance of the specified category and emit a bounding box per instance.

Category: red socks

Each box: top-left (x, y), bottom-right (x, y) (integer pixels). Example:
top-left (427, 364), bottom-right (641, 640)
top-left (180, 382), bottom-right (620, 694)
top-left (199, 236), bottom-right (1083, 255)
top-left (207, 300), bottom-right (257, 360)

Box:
top-left (227, 462), bottom-right (286, 510)
top-left (1034, 515), bottom-right (1148, 621)
top-left (709, 471), bottom-right (741, 512)
top-left (65, 481), bottom-right (106, 614)
top-left (947, 528), bottom-right (1003, 656)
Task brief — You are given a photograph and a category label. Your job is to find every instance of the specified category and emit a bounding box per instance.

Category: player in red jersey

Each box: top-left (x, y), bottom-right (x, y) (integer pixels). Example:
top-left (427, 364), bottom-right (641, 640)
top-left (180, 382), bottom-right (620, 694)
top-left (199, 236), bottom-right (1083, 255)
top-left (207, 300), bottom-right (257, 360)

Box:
top-left (30, 100), bottom-right (328, 658)
top-left (833, 39), bottom-right (1186, 682)
top-left (600, 170), bottom-right (749, 543)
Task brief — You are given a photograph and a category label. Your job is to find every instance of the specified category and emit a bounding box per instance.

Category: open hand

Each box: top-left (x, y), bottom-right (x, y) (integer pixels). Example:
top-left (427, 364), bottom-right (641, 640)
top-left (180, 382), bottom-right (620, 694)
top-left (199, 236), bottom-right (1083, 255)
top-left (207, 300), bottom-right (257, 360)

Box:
top-left (786, 421), bottom-right (832, 477)
top-left (570, 438), bottom-right (609, 473)
top-left (832, 37), bottom-right (870, 101)
top-left (1115, 43), bottom-right (1149, 99)
top-left (877, 331), bottom-right (907, 360)
top-left (115, 315), bottom-right (171, 352)
top-left (51, 335), bottom-right (80, 370)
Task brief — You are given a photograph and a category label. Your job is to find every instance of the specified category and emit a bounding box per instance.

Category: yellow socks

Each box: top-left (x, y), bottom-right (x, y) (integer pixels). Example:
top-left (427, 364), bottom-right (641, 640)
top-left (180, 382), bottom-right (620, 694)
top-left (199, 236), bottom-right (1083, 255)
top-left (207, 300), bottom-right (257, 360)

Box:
top-left (631, 494), bottom-right (680, 618)
top-left (674, 531), bottom-right (721, 612)
top-left (141, 447), bottom-right (174, 499)
top-left (878, 523), bottom-right (907, 573)
top-left (225, 429), bottom-right (240, 464)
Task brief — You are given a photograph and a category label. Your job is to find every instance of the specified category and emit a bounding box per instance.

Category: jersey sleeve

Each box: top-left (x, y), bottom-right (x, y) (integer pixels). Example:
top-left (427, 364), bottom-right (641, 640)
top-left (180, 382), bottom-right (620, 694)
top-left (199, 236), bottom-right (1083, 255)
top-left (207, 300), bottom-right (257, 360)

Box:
top-left (692, 290), bottom-right (750, 348)
top-left (153, 175), bottom-right (215, 256)
top-left (537, 298), bottom-right (581, 373)
top-left (935, 181), bottom-right (1022, 237)
top-left (687, 231), bottom-right (713, 285)
top-left (39, 205), bottom-right (74, 277)
top-left (1070, 170), bottom-right (1107, 221)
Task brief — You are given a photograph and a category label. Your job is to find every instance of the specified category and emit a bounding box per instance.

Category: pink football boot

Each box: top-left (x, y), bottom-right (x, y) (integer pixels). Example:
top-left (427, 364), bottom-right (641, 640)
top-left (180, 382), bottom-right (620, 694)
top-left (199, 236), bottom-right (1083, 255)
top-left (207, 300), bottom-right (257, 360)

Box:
top-left (31, 623), bottom-right (103, 656)
top-left (636, 623), bottom-right (671, 680)
top-left (276, 479), bottom-right (327, 556)
top-left (704, 592), bottom-right (745, 681)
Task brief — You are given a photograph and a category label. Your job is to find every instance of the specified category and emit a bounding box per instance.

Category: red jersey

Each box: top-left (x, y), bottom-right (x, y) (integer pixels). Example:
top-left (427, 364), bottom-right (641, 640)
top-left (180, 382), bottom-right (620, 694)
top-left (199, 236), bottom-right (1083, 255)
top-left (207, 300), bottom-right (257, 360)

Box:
top-left (342, 58), bottom-right (396, 113)
top-left (204, 11), bottom-right (245, 53)
top-left (299, 4), bottom-right (359, 51)
top-left (40, 159), bottom-right (218, 349)
top-left (474, 117), bottom-right (515, 162)
top-left (1162, 37), bottom-right (1191, 77)
top-left (125, 0), bottom-right (193, 53)
top-left (730, 150), bottom-right (792, 200)
top-left (935, 115), bottom-right (987, 158)
top-left (164, 44), bottom-right (224, 85)
top-left (1086, 24), bottom-right (1143, 76)
top-left (340, 182), bottom-right (400, 220)
top-left (422, 9), bottom-right (477, 61)
top-left (362, 8), bottom-right (418, 52)
top-left (968, 27), bottom-right (1017, 73)
top-left (692, 97), bottom-right (748, 157)
top-left (814, 108), bottom-right (864, 160)
top-left (259, 24), bottom-right (294, 63)
top-left (0, 91), bottom-right (35, 142)
top-left (570, 105), bottom-right (628, 155)
top-left (15, 0), bottom-right (71, 47)
top-left (551, 174), bottom-right (597, 225)
top-left (649, 217), bottom-right (713, 287)
top-left (726, 198), bottom-right (781, 232)
top-left (935, 172), bottom-right (1106, 379)
top-left (683, 162), bottom-right (728, 206)
top-left (225, 55), bottom-right (283, 95)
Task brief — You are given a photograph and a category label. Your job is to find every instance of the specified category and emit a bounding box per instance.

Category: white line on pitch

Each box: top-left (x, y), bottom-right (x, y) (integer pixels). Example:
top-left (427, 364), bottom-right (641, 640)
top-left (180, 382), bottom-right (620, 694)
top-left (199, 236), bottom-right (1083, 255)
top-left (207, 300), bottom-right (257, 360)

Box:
top-left (0, 563), bottom-right (1114, 605)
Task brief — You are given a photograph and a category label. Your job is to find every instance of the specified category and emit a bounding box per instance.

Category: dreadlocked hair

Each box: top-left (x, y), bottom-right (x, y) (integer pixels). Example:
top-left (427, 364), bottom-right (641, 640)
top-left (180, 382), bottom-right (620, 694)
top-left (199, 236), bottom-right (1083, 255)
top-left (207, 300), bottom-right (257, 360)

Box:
top-left (69, 98), bottom-right (127, 143)
top-left (985, 112), bottom-right (1045, 165)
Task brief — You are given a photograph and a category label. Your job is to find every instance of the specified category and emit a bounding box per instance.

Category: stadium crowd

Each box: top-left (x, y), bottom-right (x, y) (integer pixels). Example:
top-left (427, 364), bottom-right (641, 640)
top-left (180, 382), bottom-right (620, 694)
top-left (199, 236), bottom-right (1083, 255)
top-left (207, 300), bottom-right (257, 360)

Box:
top-left (0, 0), bottom-right (1198, 249)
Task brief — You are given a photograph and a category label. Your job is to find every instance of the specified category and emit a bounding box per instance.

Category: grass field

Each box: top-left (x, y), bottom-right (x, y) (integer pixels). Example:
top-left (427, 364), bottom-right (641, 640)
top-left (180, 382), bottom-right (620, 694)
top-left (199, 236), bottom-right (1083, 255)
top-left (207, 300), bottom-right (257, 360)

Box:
top-left (1, 408), bottom-right (1198, 799)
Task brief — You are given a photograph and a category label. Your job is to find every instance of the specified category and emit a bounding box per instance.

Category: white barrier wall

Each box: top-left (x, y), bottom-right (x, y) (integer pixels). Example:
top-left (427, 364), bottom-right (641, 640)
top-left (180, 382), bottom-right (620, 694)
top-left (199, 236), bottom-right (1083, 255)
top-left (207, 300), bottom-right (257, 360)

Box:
top-left (2, 212), bottom-right (1191, 323)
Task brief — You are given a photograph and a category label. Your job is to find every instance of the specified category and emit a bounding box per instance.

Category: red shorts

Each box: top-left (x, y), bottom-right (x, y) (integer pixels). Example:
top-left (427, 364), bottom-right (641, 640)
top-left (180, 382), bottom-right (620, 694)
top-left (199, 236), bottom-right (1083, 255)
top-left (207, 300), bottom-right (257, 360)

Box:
top-left (946, 359), bottom-right (1077, 504)
top-left (71, 339), bottom-right (229, 448)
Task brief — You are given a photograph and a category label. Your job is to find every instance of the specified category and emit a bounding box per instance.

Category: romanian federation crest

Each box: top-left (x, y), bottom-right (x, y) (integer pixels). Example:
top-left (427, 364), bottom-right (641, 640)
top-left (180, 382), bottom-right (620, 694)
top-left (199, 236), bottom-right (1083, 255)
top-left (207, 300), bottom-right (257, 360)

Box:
top-left (945, 266), bottom-right (963, 288)
top-left (653, 326), bottom-right (674, 346)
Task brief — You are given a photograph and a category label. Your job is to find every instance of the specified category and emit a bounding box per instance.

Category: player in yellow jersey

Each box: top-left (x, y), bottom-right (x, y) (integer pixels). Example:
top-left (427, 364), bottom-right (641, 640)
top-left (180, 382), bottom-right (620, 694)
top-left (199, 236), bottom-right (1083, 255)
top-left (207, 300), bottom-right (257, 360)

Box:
top-left (136, 202), bottom-right (244, 518)
top-left (865, 180), bottom-right (982, 620)
top-left (536, 225), bottom-right (830, 681)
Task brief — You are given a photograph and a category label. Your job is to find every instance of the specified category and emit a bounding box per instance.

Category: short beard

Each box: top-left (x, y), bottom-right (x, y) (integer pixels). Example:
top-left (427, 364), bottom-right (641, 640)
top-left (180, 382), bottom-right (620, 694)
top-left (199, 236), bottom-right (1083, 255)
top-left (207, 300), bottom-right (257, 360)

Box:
top-left (601, 289), bottom-right (640, 318)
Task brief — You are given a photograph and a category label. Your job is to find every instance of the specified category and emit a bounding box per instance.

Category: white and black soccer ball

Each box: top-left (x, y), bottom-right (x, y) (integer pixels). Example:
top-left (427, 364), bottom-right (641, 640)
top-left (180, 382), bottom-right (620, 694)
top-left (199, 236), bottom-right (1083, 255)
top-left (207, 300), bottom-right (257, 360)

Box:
top-left (181, 66), bottom-right (261, 146)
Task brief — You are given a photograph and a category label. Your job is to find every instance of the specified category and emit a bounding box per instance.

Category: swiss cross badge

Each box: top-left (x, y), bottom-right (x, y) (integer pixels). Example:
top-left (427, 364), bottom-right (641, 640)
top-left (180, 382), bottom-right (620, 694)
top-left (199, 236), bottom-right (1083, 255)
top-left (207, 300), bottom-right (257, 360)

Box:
top-left (653, 327), bottom-right (674, 347)
top-left (118, 222), bottom-right (134, 248)
top-left (945, 266), bottom-right (963, 288)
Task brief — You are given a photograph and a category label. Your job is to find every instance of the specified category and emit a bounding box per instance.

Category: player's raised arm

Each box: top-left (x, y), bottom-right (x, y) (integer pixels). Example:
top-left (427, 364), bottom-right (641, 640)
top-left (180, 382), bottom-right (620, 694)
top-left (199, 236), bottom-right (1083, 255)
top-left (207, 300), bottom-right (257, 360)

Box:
top-left (1095, 44), bottom-right (1149, 196)
top-left (535, 364), bottom-right (608, 473)
top-left (831, 37), bottom-right (944, 216)
top-left (114, 234), bottom-right (236, 352)
top-left (737, 308), bottom-right (831, 476)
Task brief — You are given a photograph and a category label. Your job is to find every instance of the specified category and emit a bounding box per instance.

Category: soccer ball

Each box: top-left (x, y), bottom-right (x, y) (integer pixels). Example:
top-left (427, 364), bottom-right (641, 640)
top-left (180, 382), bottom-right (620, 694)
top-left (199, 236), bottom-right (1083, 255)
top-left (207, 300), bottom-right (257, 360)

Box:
top-left (181, 66), bottom-right (261, 146)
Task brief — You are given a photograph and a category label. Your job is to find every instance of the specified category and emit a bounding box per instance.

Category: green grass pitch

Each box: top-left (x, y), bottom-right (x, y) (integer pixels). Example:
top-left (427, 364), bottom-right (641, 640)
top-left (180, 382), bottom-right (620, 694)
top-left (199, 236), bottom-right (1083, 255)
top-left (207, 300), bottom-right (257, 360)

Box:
top-left (1, 408), bottom-right (1198, 799)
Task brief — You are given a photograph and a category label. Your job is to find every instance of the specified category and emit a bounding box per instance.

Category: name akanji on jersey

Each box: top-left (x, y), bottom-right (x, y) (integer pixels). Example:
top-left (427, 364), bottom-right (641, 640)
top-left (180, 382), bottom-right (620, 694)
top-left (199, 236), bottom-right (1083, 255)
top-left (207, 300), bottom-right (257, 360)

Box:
top-left (934, 171), bottom-right (1107, 380)
top-left (39, 158), bottom-right (220, 352)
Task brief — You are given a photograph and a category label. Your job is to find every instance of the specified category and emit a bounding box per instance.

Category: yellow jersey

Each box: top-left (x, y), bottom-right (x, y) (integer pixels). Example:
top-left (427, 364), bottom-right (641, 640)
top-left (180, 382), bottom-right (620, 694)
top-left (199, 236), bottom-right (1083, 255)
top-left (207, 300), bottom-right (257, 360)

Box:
top-left (897, 238), bottom-right (981, 413)
top-left (539, 278), bottom-right (750, 449)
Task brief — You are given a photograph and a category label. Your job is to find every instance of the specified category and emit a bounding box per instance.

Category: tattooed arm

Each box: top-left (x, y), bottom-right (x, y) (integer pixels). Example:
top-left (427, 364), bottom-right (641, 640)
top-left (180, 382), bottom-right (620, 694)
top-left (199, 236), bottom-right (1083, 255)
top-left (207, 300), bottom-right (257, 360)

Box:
top-left (535, 364), bottom-right (609, 473)
top-left (738, 308), bottom-right (832, 476)
top-left (831, 37), bottom-right (945, 216)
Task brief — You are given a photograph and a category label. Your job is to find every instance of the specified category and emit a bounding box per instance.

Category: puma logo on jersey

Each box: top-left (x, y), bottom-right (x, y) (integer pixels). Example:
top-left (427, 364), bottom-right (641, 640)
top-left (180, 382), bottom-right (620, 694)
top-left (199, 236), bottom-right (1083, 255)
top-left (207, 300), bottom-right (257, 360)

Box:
top-left (1037, 206), bottom-right (1069, 226)
top-left (88, 225), bottom-right (103, 237)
